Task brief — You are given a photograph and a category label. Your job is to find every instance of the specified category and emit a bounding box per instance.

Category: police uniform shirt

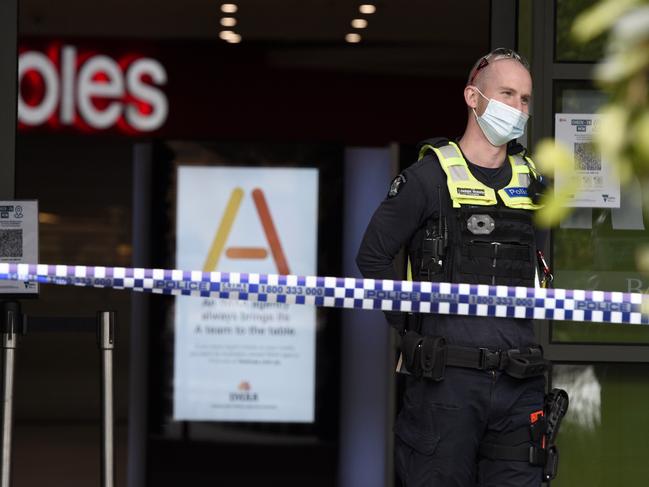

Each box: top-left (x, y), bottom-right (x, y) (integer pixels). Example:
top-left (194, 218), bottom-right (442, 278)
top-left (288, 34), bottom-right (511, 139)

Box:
top-left (356, 142), bottom-right (547, 349)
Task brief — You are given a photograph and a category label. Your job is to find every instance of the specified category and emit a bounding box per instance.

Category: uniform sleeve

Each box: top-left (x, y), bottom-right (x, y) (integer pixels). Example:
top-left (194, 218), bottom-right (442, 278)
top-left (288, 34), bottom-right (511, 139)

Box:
top-left (356, 159), bottom-right (437, 329)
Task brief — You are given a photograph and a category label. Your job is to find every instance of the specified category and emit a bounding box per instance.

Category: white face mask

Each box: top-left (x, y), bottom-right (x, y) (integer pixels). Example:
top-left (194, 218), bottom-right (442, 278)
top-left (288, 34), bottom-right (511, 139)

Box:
top-left (472, 87), bottom-right (529, 146)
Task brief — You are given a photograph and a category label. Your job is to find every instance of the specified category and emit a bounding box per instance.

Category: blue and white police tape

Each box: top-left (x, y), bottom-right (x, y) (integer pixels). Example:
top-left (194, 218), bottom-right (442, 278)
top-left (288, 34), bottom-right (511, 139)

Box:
top-left (0, 263), bottom-right (647, 325)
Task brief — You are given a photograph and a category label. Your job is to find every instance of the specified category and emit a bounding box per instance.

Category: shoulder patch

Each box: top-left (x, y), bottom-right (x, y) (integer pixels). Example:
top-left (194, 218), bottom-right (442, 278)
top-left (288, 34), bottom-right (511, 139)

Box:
top-left (388, 174), bottom-right (407, 198)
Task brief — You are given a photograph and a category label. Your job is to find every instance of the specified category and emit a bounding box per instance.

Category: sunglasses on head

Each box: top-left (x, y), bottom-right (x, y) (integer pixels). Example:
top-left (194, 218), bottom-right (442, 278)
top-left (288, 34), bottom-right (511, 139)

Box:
top-left (468, 48), bottom-right (530, 85)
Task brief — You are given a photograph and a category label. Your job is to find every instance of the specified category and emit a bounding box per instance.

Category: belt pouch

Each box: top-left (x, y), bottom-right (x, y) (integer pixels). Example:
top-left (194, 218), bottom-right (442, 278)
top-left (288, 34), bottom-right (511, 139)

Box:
top-left (505, 348), bottom-right (549, 378)
top-left (419, 336), bottom-right (447, 381)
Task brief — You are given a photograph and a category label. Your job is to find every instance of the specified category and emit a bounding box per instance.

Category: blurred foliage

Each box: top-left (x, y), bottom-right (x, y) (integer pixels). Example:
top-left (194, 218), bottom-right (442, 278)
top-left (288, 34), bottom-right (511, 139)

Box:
top-left (535, 0), bottom-right (649, 234)
top-left (556, 0), bottom-right (606, 62)
top-left (533, 140), bottom-right (580, 227)
top-left (542, 0), bottom-right (649, 342)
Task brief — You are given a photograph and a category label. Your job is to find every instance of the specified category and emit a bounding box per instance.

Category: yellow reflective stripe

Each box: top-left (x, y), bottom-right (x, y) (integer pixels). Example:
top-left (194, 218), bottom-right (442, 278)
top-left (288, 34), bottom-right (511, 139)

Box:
top-left (519, 156), bottom-right (544, 209)
top-left (437, 144), bottom-right (461, 159)
top-left (449, 165), bottom-right (470, 181)
top-left (418, 144), bottom-right (434, 161)
top-left (518, 173), bottom-right (531, 187)
top-left (511, 154), bottom-right (527, 166)
top-left (434, 142), bottom-right (497, 207)
top-left (497, 155), bottom-right (543, 209)
top-left (427, 142), bottom-right (543, 209)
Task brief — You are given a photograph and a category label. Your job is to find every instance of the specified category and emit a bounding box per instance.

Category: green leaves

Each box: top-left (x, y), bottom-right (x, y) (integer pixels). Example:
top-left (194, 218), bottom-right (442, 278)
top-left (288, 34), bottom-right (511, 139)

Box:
top-left (532, 141), bottom-right (580, 228)
top-left (536, 0), bottom-right (649, 230)
top-left (572, 0), bottom-right (641, 43)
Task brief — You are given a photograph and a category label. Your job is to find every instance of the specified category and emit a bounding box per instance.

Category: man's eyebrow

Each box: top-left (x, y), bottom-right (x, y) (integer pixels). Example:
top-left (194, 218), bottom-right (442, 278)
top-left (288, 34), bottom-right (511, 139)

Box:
top-left (497, 85), bottom-right (532, 97)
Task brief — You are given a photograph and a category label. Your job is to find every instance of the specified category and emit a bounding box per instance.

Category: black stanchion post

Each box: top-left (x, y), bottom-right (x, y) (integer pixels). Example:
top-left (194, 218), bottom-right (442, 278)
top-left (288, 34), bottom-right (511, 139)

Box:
top-left (1, 302), bottom-right (22, 487)
top-left (97, 311), bottom-right (116, 487)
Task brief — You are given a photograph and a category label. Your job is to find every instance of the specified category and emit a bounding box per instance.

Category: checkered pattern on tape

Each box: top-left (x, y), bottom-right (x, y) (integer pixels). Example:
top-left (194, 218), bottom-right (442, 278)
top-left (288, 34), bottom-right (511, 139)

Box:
top-left (0, 263), bottom-right (646, 325)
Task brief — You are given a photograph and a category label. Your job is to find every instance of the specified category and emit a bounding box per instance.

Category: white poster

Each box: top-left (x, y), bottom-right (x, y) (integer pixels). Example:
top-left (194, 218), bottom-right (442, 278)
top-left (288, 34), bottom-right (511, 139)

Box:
top-left (0, 200), bottom-right (38, 295)
top-left (555, 113), bottom-right (620, 208)
top-left (174, 167), bottom-right (318, 422)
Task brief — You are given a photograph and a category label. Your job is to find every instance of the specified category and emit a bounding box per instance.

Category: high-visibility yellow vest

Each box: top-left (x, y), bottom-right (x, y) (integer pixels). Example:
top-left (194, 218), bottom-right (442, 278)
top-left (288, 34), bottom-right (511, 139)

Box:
top-left (418, 141), bottom-right (543, 210)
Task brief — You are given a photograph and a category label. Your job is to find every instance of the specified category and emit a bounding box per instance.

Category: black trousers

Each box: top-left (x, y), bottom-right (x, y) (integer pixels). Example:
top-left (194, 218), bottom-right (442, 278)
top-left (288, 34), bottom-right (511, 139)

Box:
top-left (394, 367), bottom-right (545, 487)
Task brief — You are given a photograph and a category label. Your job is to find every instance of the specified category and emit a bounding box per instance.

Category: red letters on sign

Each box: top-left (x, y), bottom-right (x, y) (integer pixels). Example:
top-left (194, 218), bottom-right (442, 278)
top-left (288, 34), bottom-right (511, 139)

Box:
top-left (18, 44), bottom-right (168, 133)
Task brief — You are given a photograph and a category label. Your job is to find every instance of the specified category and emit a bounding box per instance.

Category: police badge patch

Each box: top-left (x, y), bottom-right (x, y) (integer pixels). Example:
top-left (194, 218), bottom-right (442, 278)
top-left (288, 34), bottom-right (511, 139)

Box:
top-left (388, 174), bottom-right (406, 198)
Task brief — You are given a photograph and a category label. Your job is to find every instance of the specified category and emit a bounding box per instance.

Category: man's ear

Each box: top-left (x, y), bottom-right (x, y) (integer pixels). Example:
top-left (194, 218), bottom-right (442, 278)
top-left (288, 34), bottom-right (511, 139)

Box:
top-left (464, 85), bottom-right (479, 110)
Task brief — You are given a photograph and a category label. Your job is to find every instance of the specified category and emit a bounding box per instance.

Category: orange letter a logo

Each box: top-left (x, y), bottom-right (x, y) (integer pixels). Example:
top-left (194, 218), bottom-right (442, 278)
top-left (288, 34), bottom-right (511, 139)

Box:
top-left (202, 187), bottom-right (290, 274)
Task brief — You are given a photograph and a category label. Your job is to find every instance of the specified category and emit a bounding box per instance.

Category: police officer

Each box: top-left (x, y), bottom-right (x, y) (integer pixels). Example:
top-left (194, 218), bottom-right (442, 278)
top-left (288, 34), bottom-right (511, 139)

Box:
top-left (357, 49), bottom-right (554, 486)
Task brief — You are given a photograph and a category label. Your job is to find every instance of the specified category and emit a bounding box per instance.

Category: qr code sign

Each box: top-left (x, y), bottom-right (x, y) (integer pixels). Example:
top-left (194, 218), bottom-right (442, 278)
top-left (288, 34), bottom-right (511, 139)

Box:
top-left (574, 142), bottom-right (601, 171)
top-left (0, 229), bottom-right (23, 258)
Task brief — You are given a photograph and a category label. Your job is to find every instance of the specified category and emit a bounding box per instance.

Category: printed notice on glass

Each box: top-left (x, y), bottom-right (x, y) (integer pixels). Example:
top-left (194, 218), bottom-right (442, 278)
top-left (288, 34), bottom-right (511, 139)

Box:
top-left (0, 200), bottom-right (38, 295)
top-left (174, 167), bottom-right (318, 422)
top-left (555, 114), bottom-right (620, 208)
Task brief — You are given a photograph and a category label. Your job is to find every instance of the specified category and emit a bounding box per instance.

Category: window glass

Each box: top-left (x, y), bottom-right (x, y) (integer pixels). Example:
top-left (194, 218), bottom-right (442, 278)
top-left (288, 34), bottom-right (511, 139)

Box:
top-left (553, 215), bottom-right (649, 344)
top-left (555, 0), bottom-right (606, 62)
top-left (552, 81), bottom-right (649, 343)
top-left (552, 363), bottom-right (649, 485)
top-left (553, 80), bottom-right (607, 114)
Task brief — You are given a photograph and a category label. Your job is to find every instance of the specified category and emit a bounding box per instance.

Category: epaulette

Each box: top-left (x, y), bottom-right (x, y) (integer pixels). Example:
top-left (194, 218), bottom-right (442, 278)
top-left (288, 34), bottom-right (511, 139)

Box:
top-left (416, 137), bottom-right (450, 161)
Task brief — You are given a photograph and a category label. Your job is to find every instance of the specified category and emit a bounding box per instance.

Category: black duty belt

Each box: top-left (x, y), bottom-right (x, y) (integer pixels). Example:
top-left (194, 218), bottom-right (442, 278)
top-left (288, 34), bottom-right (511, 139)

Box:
top-left (399, 331), bottom-right (549, 381)
top-left (446, 345), bottom-right (548, 378)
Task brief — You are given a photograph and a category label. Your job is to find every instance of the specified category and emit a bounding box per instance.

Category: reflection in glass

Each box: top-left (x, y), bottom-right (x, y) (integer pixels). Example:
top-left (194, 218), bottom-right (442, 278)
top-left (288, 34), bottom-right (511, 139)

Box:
top-left (553, 365), bottom-right (601, 431)
top-left (551, 363), bottom-right (649, 486)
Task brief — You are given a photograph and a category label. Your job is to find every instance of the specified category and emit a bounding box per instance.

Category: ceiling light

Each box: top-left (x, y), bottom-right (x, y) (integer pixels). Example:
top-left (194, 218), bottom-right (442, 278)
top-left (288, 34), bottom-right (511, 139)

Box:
top-left (221, 17), bottom-right (237, 27)
top-left (116, 244), bottom-right (132, 258)
top-left (359, 4), bottom-right (376, 14)
top-left (221, 3), bottom-right (238, 14)
top-left (351, 18), bottom-right (368, 29)
top-left (219, 30), bottom-right (236, 41)
top-left (227, 34), bottom-right (242, 44)
top-left (345, 33), bottom-right (362, 43)
top-left (38, 212), bottom-right (61, 224)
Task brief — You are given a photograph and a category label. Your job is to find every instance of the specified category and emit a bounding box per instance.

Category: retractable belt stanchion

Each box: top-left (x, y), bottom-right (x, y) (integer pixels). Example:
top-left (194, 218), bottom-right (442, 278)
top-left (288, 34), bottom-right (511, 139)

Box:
top-left (0, 308), bottom-right (117, 487)
top-left (97, 311), bottom-right (116, 487)
top-left (1, 302), bottom-right (23, 487)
